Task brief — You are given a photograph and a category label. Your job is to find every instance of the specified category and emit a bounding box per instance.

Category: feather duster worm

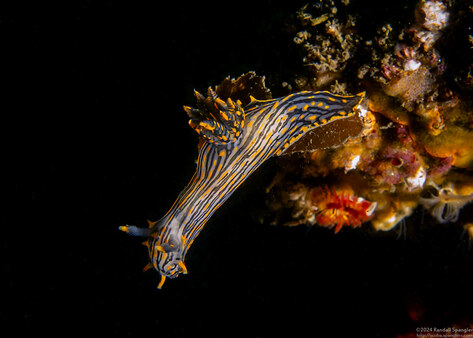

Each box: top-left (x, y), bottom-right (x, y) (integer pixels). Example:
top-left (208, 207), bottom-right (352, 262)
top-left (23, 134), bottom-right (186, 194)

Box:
top-left (420, 182), bottom-right (473, 223)
top-left (120, 73), bottom-right (365, 288)
top-left (310, 187), bottom-right (377, 233)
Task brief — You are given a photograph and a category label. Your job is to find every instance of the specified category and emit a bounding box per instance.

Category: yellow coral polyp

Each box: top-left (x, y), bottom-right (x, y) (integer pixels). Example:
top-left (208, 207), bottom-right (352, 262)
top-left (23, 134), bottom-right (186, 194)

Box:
top-left (421, 126), bottom-right (473, 168)
top-left (371, 209), bottom-right (405, 232)
top-left (370, 193), bottom-right (419, 231)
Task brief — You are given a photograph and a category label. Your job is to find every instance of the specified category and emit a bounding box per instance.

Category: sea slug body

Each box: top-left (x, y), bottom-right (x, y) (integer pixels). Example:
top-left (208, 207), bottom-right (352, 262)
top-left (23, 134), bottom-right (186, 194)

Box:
top-left (121, 86), bottom-right (364, 288)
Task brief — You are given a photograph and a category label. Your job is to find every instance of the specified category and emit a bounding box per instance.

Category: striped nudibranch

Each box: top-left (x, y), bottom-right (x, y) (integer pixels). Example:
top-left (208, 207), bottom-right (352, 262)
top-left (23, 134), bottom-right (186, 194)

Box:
top-left (120, 88), bottom-right (365, 288)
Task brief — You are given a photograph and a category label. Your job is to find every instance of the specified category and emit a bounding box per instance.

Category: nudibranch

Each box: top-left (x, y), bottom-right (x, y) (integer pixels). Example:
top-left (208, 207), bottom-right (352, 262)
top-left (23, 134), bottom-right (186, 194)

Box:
top-left (120, 76), bottom-right (365, 288)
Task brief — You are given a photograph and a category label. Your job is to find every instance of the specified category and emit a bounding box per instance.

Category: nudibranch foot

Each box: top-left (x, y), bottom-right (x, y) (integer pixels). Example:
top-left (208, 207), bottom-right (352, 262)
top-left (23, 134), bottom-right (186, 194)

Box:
top-left (122, 72), bottom-right (366, 289)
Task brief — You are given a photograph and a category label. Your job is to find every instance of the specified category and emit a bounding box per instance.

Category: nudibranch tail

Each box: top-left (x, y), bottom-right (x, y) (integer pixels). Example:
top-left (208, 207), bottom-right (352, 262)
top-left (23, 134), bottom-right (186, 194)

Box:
top-left (122, 82), bottom-right (366, 289)
top-left (247, 90), bottom-right (365, 157)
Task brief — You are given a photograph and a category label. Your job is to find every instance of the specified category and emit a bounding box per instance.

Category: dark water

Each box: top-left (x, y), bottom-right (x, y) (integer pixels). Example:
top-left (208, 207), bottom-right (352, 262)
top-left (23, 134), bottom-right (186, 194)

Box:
top-left (3, 1), bottom-right (473, 336)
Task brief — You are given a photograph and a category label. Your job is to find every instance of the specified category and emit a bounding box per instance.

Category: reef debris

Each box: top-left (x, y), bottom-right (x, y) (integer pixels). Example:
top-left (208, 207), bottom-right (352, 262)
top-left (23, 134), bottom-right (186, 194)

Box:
top-left (265, 0), bottom-right (473, 235)
top-left (293, 1), bottom-right (359, 90)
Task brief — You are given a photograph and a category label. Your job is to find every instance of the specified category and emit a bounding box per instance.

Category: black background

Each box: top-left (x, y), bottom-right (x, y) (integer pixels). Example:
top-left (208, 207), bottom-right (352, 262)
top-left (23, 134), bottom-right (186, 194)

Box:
top-left (3, 1), bottom-right (473, 336)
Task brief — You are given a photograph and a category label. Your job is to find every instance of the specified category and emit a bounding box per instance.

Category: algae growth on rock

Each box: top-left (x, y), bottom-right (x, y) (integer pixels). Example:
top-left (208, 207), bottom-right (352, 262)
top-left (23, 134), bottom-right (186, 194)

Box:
top-left (265, 0), bottom-right (473, 237)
